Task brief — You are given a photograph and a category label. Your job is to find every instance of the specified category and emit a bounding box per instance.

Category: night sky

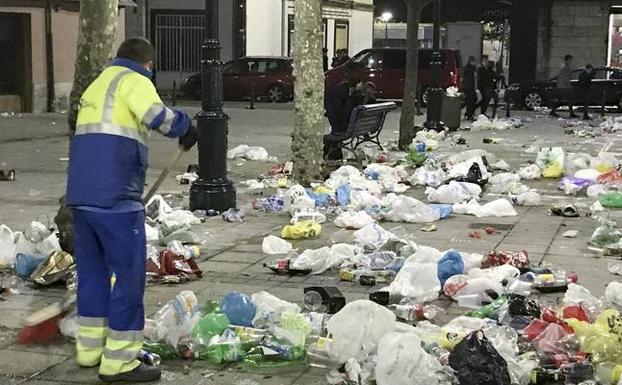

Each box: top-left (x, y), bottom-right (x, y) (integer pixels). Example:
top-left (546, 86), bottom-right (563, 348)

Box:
top-left (375, 0), bottom-right (407, 22)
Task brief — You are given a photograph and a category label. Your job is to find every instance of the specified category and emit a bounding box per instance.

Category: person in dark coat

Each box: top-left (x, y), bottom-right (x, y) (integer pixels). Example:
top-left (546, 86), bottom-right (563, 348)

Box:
top-left (550, 54), bottom-right (577, 118)
top-left (322, 48), bottom-right (329, 72)
top-left (462, 56), bottom-right (477, 121)
top-left (477, 55), bottom-right (496, 117)
top-left (577, 64), bottom-right (594, 120)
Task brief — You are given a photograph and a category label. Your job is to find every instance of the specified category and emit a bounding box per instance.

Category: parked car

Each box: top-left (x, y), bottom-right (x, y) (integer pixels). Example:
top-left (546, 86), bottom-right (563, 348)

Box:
top-left (324, 47), bottom-right (462, 100)
top-left (181, 57), bottom-right (294, 102)
top-left (505, 67), bottom-right (622, 110)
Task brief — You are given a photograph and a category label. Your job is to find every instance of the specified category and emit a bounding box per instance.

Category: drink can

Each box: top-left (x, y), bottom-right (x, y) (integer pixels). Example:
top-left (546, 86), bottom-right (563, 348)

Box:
top-left (138, 350), bottom-right (161, 366)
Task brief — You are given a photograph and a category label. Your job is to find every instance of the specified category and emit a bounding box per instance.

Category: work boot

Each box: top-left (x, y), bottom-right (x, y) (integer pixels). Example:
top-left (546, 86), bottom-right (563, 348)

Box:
top-left (99, 363), bottom-right (161, 383)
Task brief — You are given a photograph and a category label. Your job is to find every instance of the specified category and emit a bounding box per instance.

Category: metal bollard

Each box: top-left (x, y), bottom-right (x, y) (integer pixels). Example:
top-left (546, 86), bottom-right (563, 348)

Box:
top-left (172, 81), bottom-right (177, 107)
top-left (247, 82), bottom-right (256, 110)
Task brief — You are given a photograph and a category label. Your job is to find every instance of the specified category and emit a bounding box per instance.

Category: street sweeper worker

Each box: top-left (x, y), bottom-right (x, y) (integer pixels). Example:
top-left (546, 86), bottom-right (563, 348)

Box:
top-left (65, 37), bottom-right (197, 383)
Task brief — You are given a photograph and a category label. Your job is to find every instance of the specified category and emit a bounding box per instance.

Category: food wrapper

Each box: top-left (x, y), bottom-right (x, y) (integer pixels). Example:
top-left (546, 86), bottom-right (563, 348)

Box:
top-left (29, 250), bottom-right (75, 285)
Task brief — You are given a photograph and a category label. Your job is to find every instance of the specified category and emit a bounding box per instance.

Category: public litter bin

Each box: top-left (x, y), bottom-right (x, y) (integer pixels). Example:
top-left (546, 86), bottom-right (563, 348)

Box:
top-left (442, 93), bottom-right (462, 131)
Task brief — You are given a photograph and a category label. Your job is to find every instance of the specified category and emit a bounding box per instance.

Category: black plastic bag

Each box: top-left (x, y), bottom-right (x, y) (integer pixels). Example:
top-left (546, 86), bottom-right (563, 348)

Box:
top-left (507, 294), bottom-right (541, 318)
top-left (448, 330), bottom-right (511, 385)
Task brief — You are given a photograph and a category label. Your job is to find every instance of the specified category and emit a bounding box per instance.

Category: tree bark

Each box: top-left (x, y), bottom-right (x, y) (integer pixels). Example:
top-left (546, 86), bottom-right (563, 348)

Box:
top-left (68, 0), bottom-right (119, 134)
top-left (55, 0), bottom-right (118, 254)
top-left (399, 0), bottom-right (431, 149)
top-left (291, 0), bottom-right (325, 186)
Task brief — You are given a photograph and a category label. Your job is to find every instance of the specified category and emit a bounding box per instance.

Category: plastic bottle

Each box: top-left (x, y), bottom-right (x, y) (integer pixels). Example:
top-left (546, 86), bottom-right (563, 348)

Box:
top-left (456, 294), bottom-right (483, 309)
top-left (138, 350), bottom-right (161, 366)
top-left (388, 303), bottom-right (441, 321)
top-left (142, 341), bottom-right (179, 359)
top-left (242, 347), bottom-right (308, 371)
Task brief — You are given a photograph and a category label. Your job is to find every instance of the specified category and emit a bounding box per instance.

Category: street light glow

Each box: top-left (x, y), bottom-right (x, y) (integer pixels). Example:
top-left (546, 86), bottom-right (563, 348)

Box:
top-left (380, 12), bottom-right (393, 23)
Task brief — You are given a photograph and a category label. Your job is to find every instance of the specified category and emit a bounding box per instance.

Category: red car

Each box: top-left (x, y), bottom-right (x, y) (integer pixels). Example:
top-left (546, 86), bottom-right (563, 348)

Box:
top-left (325, 48), bottom-right (462, 100)
top-left (182, 56), bottom-right (294, 102)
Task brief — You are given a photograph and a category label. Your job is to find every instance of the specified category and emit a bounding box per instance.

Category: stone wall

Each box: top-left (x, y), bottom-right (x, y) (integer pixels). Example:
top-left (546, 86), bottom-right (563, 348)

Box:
top-left (536, 0), bottom-right (609, 80)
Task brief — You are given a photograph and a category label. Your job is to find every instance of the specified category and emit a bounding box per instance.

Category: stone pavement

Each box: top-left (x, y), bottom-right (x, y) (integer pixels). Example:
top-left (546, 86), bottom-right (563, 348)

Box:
top-left (0, 103), bottom-right (620, 384)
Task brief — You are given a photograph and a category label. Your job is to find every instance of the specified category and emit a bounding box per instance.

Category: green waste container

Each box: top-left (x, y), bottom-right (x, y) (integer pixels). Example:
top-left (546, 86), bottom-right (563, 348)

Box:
top-left (441, 93), bottom-right (462, 131)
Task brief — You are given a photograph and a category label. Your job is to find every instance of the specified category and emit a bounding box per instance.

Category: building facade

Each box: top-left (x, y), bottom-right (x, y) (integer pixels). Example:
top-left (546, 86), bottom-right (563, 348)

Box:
top-left (0, 1), bottom-right (128, 113)
top-left (125, 0), bottom-right (374, 90)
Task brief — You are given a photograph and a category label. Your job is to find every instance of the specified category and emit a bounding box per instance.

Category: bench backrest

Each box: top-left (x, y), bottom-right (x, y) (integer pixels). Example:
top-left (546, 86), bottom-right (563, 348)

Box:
top-left (345, 102), bottom-right (397, 137)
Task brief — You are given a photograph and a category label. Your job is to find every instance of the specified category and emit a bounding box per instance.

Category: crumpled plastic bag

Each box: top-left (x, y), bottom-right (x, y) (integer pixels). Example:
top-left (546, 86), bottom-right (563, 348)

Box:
top-left (284, 185), bottom-right (316, 214)
top-left (437, 250), bottom-right (464, 286)
top-left (558, 176), bottom-right (593, 195)
top-left (491, 159), bottom-right (511, 171)
top-left (536, 147), bottom-right (565, 178)
top-left (383, 195), bottom-right (441, 223)
top-left (251, 291), bottom-right (301, 328)
top-left (388, 260), bottom-right (440, 302)
top-left (227, 144), bottom-right (269, 161)
top-left (484, 324), bottom-right (537, 385)
top-left (448, 330), bottom-right (512, 385)
top-left (334, 210), bottom-right (375, 229)
top-left (517, 164), bottom-right (541, 180)
top-left (563, 283), bottom-right (604, 320)
top-left (410, 158), bottom-right (447, 187)
top-left (262, 235), bottom-right (293, 254)
top-left (149, 290), bottom-right (199, 345)
top-left (600, 191), bottom-right (622, 208)
top-left (490, 173), bottom-right (521, 186)
top-left (292, 246), bottom-right (343, 274)
top-left (589, 215), bottom-right (621, 247)
top-left (604, 282), bottom-right (622, 307)
top-left (281, 220), bottom-right (321, 240)
top-left (0, 225), bottom-right (16, 268)
top-left (587, 184), bottom-right (608, 198)
top-left (353, 223), bottom-right (393, 250)
top-left (29, 250), bottom-right (75, 285)
top-left (567, 309), bottom-right (622, 364)
top-left (326, 300), bottom-right (396, 363)
top-left (376, 332), bottom-right (444, 385)
top-left (510, 190), bottom-right (542, 207)
top-left (425, 181), bottom-right (481, 204)
top-left (453, 199), bottom-right (517, 218)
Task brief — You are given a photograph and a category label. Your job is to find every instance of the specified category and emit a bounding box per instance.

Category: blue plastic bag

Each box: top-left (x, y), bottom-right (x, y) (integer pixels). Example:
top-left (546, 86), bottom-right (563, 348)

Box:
top-left (220, 292), bottom-right (256, 327)
top-left (437, 250), bottom-right (464, 286)
top-left (430, 204), bottom-right (453, 219)
top-left (15, 253), bottom-right (45, 278)
top-left (336, 184), bottom-right (351, 207)
top-left (306, 190), bottom-right (331, 207)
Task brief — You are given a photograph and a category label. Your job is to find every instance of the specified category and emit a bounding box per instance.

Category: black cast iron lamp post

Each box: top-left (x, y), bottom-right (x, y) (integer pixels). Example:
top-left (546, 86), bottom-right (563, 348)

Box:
top-left (190, 0), bottom-right (237, 212)
top-left (424, 0), bottom-right (444, 131)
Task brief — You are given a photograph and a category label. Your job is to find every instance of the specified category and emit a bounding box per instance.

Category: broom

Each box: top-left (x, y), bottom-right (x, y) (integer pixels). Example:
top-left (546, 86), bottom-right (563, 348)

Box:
top-left (18, 295), bottom-right (75, 344)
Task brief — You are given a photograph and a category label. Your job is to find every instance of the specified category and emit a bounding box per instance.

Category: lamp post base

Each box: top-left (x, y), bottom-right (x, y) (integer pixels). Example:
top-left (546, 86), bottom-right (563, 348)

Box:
top-left (189, 179), bottom-right (236, 213)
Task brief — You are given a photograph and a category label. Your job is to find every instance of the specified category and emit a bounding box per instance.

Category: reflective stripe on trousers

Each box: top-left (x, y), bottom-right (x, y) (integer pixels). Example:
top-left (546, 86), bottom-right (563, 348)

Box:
top-left (76, 316), bottom-right (108, 367)
top-left (99, 329), bottom-right (143, 376)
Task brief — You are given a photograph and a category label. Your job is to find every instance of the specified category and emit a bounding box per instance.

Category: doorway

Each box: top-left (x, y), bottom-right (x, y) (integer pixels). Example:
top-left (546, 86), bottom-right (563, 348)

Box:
top-left (0, 13), bottom-right (32, 112)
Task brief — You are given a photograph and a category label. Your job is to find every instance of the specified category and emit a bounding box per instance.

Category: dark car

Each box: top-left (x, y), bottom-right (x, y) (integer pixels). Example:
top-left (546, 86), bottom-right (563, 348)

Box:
top-left (505, 67), bottom-right (622, 110)
top-left (324, 48), bottom-right (462, 100)
top-left (181, 57), bottom-right (294, 102)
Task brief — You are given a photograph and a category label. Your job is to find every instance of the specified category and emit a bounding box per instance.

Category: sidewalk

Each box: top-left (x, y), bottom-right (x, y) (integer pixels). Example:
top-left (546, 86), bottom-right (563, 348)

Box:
top-left (0, 106), bottom-right (619, 384)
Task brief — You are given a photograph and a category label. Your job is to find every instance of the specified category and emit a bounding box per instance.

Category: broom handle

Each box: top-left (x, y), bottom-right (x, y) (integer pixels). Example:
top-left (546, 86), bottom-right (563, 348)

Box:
top-left (143, 147), bottom-right (185, 204)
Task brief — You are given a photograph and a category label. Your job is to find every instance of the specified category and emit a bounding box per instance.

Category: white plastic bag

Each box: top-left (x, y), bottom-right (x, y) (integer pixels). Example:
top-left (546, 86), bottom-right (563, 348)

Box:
top-left (376, 332), bottom-right (443, 385)
top-left (492, 160), bottom-right (511, 171)
top-left (326, 300), bottom-right (396, 362)
top-left (604, 281), bottom-right (622, 307)
top-left (517, 164), bottom-right (541, 180)
top-left (262, 235), bottom-right (293, 255)
top-left (334, 210), bottom-right (375, 229)
top-left (227, 144), bottom-right (269, 161)
top-left (511, 191), bottom-right (542, 207)
top-left (353, 223), bottom-right (393, 250)
top-left (388, 261), bottom-right (440, 302)
top-left (383, 195), bottom-right (441, 223)
top-left (425, 181), bottom-right (481, 204)
top-left (587, 184), bottom-right (607, 198)
top-left (145, 223), bottom-right (159, 242)
top-left (490, 173), bottom-right (521, 186)
top-left (159, 210), bottom-right (201, 228)
top-left (453, 198), bottom-right (517, 217)
top-left (251, 291), bottom-right (301, 328)
top-left (284, 185), bottom-right (316, 215)
top-left (292, 247), bottom-right (342, 274)
top-left (0, 225), bottom-right (16, 268)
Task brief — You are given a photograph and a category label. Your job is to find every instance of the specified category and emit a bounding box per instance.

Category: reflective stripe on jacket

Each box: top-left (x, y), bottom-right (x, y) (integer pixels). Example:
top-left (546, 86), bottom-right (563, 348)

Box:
top-left (67, 59), bottom-right (190, 208)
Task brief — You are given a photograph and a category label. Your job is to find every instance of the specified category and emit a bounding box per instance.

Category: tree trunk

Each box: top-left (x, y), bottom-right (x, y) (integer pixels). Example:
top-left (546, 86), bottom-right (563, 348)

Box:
top-left (55, 0), bottom-right (118, 254)
top-left (399, 0), bottom-right (429, 149)
top-left (291, 0), bottom-right (325, 185)
top-left (68, 0), bottom-right (119, 134)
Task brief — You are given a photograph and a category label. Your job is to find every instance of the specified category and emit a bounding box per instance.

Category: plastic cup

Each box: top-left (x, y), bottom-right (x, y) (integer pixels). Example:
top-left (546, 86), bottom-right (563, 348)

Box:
top-left (457, 294), bottom-right (482, 309)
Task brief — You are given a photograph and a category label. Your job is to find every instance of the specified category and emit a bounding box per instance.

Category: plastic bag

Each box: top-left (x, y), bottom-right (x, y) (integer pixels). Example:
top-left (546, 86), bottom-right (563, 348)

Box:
top-left (600, 192), bottom-right (622, 208)
top-left (425, 181), bottom-right (481, 204)
top-left (454, 199), bottom-right (517, 218)
top-left (292, 246), bottom-right (343, 274)
top-left (589, 215), bottom-right (622, 247)
top-left (227, 144), bottom-right (269, 161)
top-left (261, 235), bottom-right (293, 255)
top-left (281, 220), bottom-right (321, 240)
top-left (558, 176), bottom-right (593, 195)
top-left (0, 225), bottom-right (16, 268)
top-left (334, 210), bottom-right (375, 229)
top-left (563, 283), bottom-right (604, 320)
top-left (251, 291), bottom-right (301, 328)
top-left (326, 300), bottom-right (396, 363)
top-left (567, 309), bottom-right (622, 363)
top-left (437, 250), bottom-right (464, 286)
top-left (481, 250), bottom-right (529, 270)
top-left (220, 292), bottom-right (256, 327)
top-left (517, 164), bottom-right (541, 180)
top-left (388, 261), bottom-right (440, 302)
top-left (604, 282), bottom-right (622, 307)
top-left (376, 332), bottom-right (444, 385)
top-left (511, 191), bottom-right (541, 207)
top-left (383, 195), bottom-right (441, 223)
top-left (536, 147), bottom-right (565, 178)
top-left (587, 184), bottom-right (608, 198)
top-left (353, 223), bottom-right (393, 250)
top-left (448, 330), bottom-right (512, 385)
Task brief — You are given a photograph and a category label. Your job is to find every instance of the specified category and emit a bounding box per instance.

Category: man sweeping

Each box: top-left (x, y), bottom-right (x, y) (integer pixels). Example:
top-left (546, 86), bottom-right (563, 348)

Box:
top-left (66, 37), bottom-right (197, 383)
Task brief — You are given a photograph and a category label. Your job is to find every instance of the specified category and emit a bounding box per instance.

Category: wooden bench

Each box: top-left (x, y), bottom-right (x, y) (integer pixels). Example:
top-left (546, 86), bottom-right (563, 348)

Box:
top-left (325, 101), bottom-right (397, 161)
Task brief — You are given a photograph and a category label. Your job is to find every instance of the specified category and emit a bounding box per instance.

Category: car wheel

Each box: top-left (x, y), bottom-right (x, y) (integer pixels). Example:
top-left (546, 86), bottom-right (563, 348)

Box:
top-left (524, 92), bottom-right (543, 110)
top-left (268, 84), bottom-right (284, 103)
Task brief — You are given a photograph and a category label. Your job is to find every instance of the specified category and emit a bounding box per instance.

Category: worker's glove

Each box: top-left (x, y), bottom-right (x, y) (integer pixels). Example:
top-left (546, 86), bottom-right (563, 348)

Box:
top-left (178, 124), bottom-right (198, 151)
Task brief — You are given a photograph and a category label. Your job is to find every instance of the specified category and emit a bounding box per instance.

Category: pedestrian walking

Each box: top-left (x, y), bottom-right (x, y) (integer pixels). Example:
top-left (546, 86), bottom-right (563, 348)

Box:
top-left (578, 64), bottom-right (594, 120)
top-left (488, 60), bottom-right (500, 117)
top-left (462, 56), bottom-right (477, 121)
top-left (66, 37), bottom-right (197, 383)
top-left (550, 54), bottom-right (577, 118)
top-left (477, 55), bottom-right (496, 117)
